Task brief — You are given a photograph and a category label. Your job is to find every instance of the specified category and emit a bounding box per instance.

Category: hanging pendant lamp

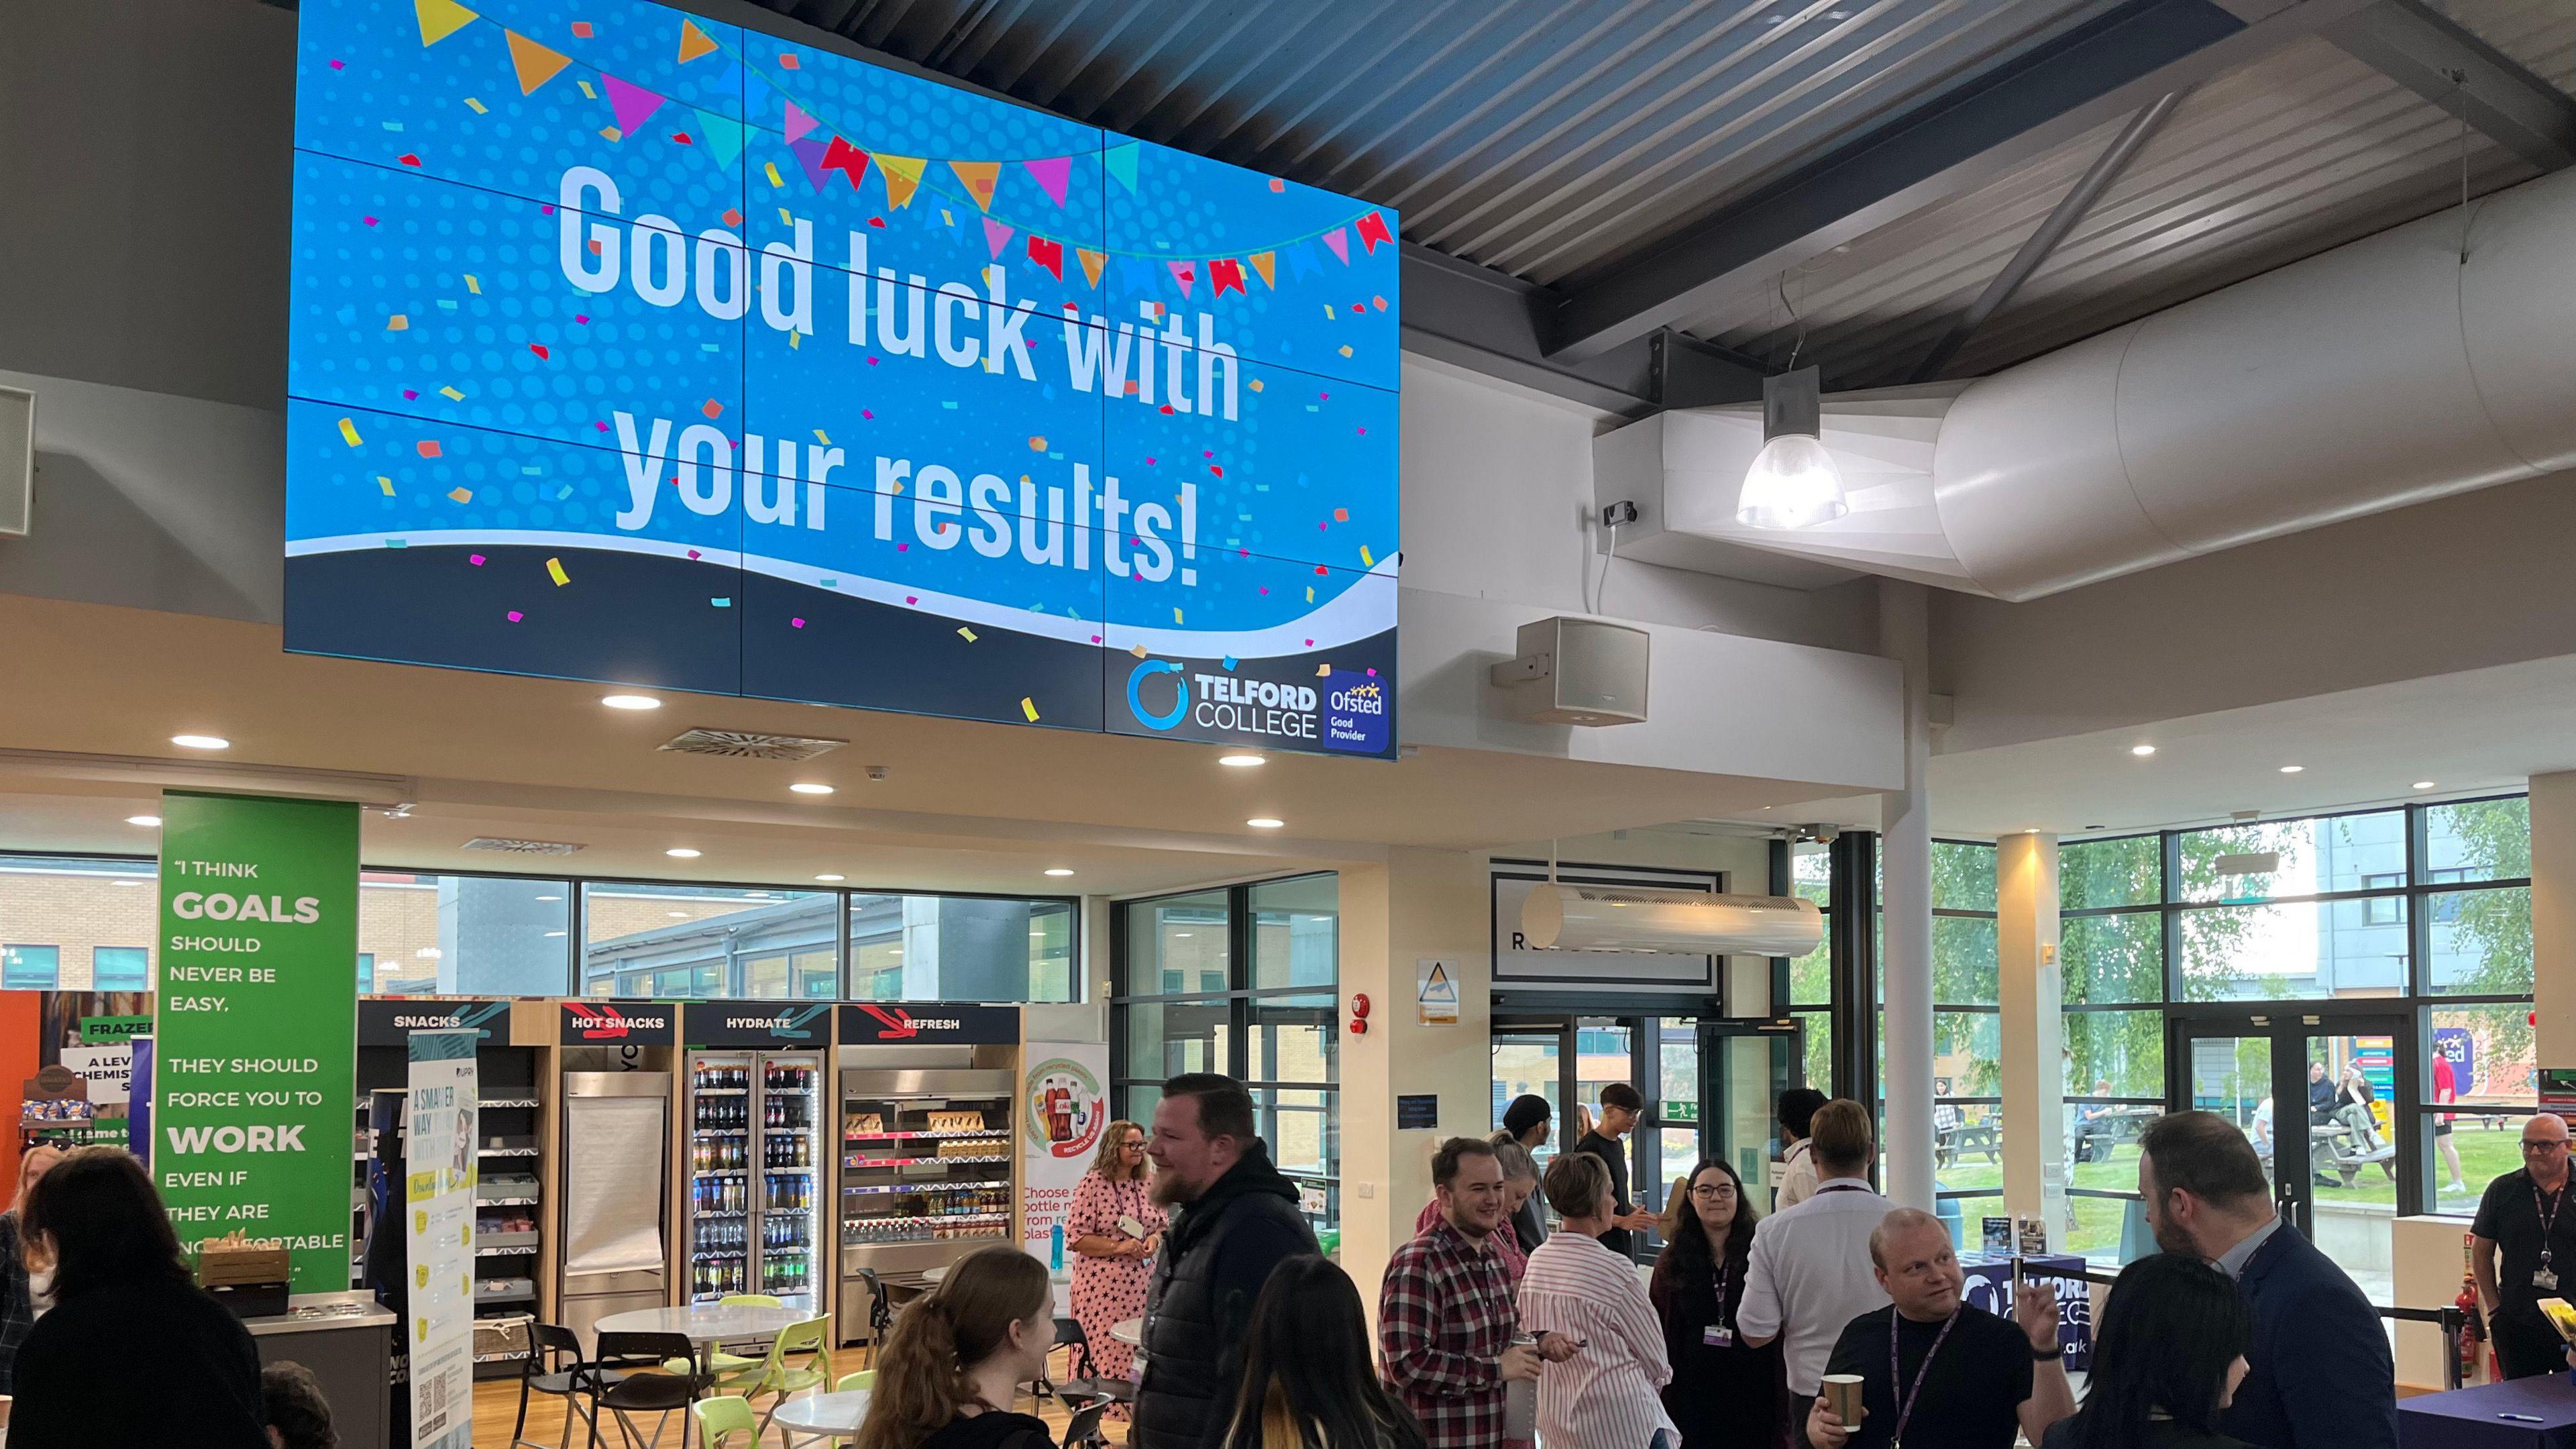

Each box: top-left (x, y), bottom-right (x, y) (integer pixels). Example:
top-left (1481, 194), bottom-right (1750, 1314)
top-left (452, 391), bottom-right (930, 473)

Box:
top-left (1737, 366), bottom-right (1847, 530)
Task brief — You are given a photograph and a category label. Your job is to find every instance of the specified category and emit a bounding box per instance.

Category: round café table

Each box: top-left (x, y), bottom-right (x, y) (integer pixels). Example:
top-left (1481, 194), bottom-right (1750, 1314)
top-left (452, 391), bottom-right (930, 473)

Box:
top-left (773, 1389), bottom-right (873, 1438)
top-left (594, 1302), bottom-right (811, 1371)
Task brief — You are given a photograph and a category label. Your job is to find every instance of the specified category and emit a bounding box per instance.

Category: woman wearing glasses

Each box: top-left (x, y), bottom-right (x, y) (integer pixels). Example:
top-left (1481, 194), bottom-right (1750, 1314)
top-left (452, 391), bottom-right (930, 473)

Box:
top-left (1068, 1119), bottom-right (1167, 1413)
top-left (1650, 1159), bottom-right (1785, 1449)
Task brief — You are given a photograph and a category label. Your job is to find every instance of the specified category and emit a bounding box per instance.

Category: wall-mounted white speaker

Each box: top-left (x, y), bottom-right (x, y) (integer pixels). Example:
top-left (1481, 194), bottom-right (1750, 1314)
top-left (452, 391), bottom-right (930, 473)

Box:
top-left (1487, 616), bottom-right (1650, 725)
top-left (0, 386), bottom-right (30, 537)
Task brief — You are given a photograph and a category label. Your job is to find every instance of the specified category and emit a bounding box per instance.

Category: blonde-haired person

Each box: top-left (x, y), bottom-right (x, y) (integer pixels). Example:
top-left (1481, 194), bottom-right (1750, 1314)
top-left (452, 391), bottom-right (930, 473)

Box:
top-left (1065, 1118), bottom-right (1166, 1410)
top-left (0, 1144), bottom-right (62, 1393)
top-left (855, 1246), bottom-right (1058, 1449)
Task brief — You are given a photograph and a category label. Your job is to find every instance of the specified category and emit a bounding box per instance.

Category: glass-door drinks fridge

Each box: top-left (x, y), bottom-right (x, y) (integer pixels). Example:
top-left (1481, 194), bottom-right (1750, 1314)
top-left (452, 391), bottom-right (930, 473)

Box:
top-left (685, 1051), bottom-right (821, 1308)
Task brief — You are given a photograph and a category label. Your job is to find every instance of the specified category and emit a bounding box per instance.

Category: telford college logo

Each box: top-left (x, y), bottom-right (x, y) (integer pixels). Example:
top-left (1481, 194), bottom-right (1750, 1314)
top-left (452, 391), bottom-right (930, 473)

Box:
top-left (1128, 659), bottom-right (1188, 731)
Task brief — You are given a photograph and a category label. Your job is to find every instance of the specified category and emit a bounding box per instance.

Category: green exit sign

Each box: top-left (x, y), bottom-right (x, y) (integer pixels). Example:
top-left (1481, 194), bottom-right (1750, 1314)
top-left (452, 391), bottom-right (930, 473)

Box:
top-left (1662, 1100), bottom-right (1699, 1124)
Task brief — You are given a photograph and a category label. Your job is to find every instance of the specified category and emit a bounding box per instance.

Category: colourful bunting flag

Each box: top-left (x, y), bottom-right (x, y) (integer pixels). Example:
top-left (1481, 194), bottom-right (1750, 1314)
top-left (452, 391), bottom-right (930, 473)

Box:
top-left (1321, 227), bottom-right (1349, 265)
top-left (982, 217), bottom-right (1014, 260)
top-left (1249, 252), bottom-right (1276, 288)
top-left (1026, 236), bottom-right (1065, 280)
top-left (949, 160), bottom-right (1001, 211)
top-left (877, 154), bottom-right (925, 209)
top-left (788, 136), bottom-right (832, 191)
top-left (1102, 143), bottom-right (1140, 194)
top-left (1168, 260), bottom-right (1196, 299)
top-left (602, 76), bottom-right (665, 136)
top-left (821, 136), bottom-right (871, 190)
top-left (504, 30), bottom-right (573, 95)
top-left (1022, 156), bottom-right (1072, 207)
top-left (1287, 241), bottom-right (1321, 279)
top-left (783, 99), bottom-right (817, 145)
top-left (1077, 248), bottom-right (1106, 287)
top-left (414, 0), bottom-right (477, 47)
top-left (692, 109), bottom-right (747, 169)
top-left (1356, 210), bottom-right (1393, 253)
top-left (1210, 258), bottom-right (1245, 297)
top-left (1118, 256), bottom-right (1157, 294)
top-left (677, 18), bottom-right (718, 63)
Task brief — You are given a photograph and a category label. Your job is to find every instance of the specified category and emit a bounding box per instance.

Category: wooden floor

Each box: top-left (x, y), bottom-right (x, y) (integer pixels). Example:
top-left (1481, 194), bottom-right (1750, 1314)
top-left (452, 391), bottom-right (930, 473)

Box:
top-left (467, 1354), bottom-right (1125, 1447)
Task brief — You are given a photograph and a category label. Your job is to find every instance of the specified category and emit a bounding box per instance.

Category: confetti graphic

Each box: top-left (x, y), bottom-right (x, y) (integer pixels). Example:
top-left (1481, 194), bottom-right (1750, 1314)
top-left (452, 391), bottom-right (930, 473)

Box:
top-left (284, 0), bottom-right (1399, 755)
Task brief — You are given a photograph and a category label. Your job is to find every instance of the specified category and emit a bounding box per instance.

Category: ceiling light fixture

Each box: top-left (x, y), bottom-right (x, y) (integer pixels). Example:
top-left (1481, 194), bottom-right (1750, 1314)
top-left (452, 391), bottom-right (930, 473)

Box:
top-left (1246, 817), bottom-right (1285, 829)
top-left (2278, 765), bottom-right (2304, 774)
top-left (789, 782), bottom-right (836, 796)
top-left (170, 734), bottom-right (230, 750)
top-left (1737, 366), bottom-right (1847, 530)
top-left (125, 814), bottom-right (161, 828)
top-left (2414, 781), bottom-right (2437, 790)
top-left (665, 847), bottom-right (702, 858)
top-left (815, 873), bottom-right (846, 882)
top-left (1044, 868), bottom-right (1075, 877)
top-left (600, 694), bottom-right (661, 710)
top-left (535, 895), bottom-right (561, 902)
top-left (2131, 745), bottom-right (2157, 757)
top-left (1218, 753), bottom-right (1267, 768)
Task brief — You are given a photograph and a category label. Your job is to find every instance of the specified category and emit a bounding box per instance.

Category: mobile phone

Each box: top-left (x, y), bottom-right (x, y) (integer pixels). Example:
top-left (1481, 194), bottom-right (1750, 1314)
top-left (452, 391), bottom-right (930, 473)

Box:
top-left (2011, 1254), bottom-right (2024, 1294)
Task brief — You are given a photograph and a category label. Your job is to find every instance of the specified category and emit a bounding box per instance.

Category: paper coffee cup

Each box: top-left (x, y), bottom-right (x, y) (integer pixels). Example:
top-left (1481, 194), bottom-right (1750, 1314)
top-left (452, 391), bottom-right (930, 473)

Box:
top-left (1821, 1375), bottom-right (1864, 1424)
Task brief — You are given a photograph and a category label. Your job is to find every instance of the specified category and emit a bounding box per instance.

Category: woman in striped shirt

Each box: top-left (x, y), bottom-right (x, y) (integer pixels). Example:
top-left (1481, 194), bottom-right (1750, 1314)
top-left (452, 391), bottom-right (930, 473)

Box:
top-left (1519, 1152), bottom-right (1678, 1449)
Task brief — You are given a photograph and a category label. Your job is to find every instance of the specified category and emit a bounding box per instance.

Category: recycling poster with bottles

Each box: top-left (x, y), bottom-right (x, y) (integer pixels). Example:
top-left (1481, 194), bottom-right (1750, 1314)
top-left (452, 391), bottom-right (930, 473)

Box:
top-left (407, 1028), bottom-right (479, 1449)
top-left (153, 792), bottom-right (360, 1291)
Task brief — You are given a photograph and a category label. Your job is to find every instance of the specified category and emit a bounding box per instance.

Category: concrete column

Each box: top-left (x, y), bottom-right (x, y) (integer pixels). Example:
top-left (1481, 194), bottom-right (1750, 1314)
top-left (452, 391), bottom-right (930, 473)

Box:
top-left (2532, 773), bottom-right (2576, 1071)
top-left (1880, 580), bottom-right (1937, 1210)
top-left (1996, 832), bottom-right (2065, 1243)
top-left (1338, 848), bottom-right (1491, 1328)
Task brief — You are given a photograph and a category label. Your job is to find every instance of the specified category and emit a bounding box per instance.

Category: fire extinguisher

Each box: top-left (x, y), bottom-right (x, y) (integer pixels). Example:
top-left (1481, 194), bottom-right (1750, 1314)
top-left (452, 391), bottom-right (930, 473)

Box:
top-left (2458, 1234), bottom-right (2488, 1384)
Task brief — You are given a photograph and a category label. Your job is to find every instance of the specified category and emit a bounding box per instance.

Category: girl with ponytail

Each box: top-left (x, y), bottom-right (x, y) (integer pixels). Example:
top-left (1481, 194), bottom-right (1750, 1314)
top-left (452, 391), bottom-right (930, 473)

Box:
top-left (855, 1247), bottom-right (1059, 1449)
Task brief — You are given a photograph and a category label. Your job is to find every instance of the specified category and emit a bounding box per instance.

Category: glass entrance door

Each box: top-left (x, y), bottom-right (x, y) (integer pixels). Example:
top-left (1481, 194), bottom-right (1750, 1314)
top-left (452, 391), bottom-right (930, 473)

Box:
top-left (1699, 1020), bottom-right (1803, 1212)
top-left (2169, 1010), bottom-right (2411, 1303)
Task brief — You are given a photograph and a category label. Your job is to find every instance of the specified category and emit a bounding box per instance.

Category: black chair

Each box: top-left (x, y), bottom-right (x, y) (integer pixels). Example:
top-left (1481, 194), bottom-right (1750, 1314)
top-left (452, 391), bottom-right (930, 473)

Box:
top-left (1059, 1402), bottom-right (1110, 1449)
top-left (514, 1322), bottom-right (622, 1449)
top-left (580, 1331), bottom-right (708, 1449)
top-left (857, 1269), bottom-right (896, 1366)
top-left (1046, 1316), bottom-right (1134, 1412)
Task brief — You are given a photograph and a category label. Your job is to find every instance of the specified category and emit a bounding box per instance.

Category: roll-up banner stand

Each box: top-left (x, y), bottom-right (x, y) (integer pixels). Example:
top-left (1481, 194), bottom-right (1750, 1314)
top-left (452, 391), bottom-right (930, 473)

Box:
top-left (152, 792), bottom-right (360, 1293)
top-left (405, 1028), bottom-right (478, 1449)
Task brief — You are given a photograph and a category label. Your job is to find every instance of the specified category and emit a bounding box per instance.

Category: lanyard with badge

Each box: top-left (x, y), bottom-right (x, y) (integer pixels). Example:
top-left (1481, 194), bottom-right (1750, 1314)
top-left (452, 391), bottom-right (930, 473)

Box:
top-left (1703, 1263), bottom-right (1734, 1349)
top-left (2538, 1177), bottom-right (2565, 1291)
top-left (1889, 1305), bottom-right (1962, 1449)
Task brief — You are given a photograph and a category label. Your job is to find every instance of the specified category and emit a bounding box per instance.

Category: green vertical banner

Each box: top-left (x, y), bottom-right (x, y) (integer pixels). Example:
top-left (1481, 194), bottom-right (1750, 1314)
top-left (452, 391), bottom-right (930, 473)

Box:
top-left (153, 792), bottom-right (360, 1293)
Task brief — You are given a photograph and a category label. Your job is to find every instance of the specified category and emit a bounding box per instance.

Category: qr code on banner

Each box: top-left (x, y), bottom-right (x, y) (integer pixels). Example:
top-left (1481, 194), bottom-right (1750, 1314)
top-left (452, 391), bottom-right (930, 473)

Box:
top-left (422, 1373), bottom-right (450, 1436)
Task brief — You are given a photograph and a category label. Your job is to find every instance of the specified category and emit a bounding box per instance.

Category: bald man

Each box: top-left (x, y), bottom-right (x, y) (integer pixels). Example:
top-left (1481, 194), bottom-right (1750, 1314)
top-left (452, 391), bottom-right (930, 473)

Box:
top-left (2472, 1112), bottom-right (2576, 1379)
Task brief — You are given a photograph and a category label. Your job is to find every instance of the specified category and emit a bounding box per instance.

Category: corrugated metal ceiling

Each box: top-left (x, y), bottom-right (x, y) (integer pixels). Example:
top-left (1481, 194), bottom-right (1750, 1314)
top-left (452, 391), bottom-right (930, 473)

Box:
top-left (757, 0), bottom-right (2123, 289)
top-left (753, 0), bottom-right (2576, 392)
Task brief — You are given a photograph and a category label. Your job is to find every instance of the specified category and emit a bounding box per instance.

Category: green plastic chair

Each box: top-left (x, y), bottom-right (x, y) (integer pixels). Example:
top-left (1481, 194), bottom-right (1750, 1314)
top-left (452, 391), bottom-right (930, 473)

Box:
top-left (692, 1395), bottom-right (760, 1448)
top-left (833, 1371), bottom-right (874, 1393)
top-left (715, 1314), bottom-right (835, 1440)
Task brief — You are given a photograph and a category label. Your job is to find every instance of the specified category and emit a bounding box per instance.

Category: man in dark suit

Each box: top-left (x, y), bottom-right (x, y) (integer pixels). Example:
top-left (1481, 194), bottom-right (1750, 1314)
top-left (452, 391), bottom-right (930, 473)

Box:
top-left (2137, 1111), bottom-right (2396, 1449)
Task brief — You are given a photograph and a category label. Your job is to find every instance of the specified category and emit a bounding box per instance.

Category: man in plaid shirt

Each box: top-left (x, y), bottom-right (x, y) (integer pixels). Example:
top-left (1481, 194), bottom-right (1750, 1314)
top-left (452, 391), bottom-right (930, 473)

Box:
top-left (1379, 1137), bottom-right (1573, 1449)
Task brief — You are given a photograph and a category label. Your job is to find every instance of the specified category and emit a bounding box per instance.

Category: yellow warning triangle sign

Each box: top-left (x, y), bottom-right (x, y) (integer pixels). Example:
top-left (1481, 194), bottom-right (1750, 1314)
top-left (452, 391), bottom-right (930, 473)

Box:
top-left (413, 0), bottom-right (477, 46)
top-left (1420, 961), bottom-right (1458, 1006)
top-left (677, 18), bottom-right (718, 63)
top-left (504, 30), bottom-right (573, 95)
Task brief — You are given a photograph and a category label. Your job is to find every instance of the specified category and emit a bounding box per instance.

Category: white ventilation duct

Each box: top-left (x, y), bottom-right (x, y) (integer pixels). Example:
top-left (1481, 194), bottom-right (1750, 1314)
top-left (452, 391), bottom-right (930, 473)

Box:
top-left (1519, 883), bottom-right (1823, 957)
top-left (1597, 166), bottom-right (2576, 601)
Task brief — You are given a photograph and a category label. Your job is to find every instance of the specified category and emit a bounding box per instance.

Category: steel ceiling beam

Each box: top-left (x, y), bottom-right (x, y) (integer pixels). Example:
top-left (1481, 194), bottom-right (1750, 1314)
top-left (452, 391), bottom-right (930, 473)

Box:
top-left (1909, 91), bottom-right (2186, 385)
top-left (1542, 0), bottom-right (2381, 362)
top-left (1400, 244), bottom-right (1765, 417)
top-left (2325, 0), bottom-right (2576, 173)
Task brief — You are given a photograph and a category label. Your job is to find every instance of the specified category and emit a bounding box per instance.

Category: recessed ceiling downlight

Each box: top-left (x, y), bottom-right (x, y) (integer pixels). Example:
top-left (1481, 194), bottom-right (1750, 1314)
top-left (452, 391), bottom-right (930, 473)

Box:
top-left (171, 735), bottom-right (229, 750)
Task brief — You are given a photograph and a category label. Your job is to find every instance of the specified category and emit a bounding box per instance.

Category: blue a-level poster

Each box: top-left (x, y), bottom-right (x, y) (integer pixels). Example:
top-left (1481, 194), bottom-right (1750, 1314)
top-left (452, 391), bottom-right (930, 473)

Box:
top-left (284, 0), bottom-right (1399, 757)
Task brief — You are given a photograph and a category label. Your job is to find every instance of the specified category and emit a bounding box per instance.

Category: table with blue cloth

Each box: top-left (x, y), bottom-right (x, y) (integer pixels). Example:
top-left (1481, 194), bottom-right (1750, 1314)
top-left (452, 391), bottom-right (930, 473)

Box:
top-left (2400, 1375), bottom-right (2576, 1449)
top-left (1957, 1253), bottom-right (2094, 1371)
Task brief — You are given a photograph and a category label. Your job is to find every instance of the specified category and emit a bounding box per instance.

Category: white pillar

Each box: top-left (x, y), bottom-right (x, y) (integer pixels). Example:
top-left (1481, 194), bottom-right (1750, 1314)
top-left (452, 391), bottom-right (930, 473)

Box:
top-left (1997, 832), bottom-right (2065, 1243)
top-left (1880, 580), bottom-right (1937, 1211)
top-left (2531, 773), bottom-right (2576, 1071)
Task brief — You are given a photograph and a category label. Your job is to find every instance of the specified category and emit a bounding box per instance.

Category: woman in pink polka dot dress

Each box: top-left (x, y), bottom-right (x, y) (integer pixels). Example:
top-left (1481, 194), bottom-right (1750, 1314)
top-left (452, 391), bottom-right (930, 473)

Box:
top-left (1066, 1119), bottom-right (1165, 1419)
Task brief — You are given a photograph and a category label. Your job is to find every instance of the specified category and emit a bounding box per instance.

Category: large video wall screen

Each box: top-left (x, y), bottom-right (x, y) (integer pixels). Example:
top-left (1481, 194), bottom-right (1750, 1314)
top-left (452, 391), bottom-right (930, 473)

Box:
top-left (286, 0), bottom-right (1399, 757)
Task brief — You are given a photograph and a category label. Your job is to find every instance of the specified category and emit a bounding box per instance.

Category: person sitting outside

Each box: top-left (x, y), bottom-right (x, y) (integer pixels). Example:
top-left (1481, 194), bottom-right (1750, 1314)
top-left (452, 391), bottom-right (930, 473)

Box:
top-left (2041, 1253), bottom-right (2253, 1449)
top-left (1806, 1208), bottom-right (2074, 1449)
